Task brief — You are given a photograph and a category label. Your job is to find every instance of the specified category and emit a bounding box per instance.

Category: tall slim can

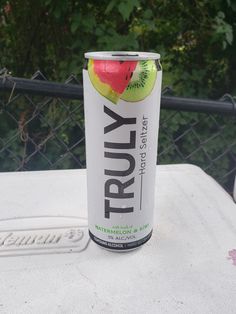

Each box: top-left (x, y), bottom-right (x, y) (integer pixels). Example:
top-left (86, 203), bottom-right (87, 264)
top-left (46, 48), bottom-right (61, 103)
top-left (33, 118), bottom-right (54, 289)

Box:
top-left (83, 51), bottom-right (162, 251)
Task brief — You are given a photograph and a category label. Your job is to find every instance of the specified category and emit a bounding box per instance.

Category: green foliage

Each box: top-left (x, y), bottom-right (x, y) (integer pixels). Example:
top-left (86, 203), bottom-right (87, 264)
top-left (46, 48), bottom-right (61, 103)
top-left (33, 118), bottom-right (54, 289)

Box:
top-left (0, 0), bottom-right (236, 189)
top-left (1, 0), bottom-right (236, 95)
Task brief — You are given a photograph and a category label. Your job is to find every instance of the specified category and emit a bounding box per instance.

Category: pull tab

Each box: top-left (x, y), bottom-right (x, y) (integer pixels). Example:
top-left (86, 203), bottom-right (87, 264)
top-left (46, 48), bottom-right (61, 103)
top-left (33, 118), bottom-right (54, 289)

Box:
top-left (112, 53), bottom-right (139, 57)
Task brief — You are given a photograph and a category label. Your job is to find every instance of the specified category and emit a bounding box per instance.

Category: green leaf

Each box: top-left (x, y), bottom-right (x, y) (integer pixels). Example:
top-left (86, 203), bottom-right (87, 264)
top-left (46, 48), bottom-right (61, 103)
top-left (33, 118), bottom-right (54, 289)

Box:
top-left (71, 21), bottom-right (79, 33)
top-left (105, 0), bottom-right (117, 14)
top-left (225, 26), bottom-right (233, 45)
top-left (118, 0), bottom-right (140, 21)
top-left (143, 9), bottom-right (153, 19)
top-left (118, 2), bottom-right (130, 21)
top-left (217, 11), bottom-right (225, 19)
top-left (44, 0), bottom-right (53, 5)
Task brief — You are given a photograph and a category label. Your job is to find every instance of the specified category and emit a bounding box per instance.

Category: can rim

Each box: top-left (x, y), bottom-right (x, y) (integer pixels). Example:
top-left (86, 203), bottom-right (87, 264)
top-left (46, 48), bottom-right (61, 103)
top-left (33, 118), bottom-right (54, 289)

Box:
top-left (84, 51), bottom-right (160, 61)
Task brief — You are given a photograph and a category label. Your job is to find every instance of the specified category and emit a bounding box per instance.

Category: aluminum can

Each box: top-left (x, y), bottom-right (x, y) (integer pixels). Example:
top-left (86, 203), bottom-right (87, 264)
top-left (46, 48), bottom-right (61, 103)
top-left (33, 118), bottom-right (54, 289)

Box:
top-left (83, 51), bottom-right (162, 251)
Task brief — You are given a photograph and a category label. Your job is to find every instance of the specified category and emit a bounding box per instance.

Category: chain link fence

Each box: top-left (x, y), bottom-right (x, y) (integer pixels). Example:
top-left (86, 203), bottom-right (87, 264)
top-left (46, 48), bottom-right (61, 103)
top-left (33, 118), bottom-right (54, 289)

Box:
top-left (0, 70), bottom-right (236, 194)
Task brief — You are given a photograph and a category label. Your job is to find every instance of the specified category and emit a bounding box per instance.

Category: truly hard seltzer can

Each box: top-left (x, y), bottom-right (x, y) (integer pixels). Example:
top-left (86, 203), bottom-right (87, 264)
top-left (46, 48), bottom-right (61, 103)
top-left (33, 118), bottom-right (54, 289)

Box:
top-left (83, 51), bottom-right (162, 251)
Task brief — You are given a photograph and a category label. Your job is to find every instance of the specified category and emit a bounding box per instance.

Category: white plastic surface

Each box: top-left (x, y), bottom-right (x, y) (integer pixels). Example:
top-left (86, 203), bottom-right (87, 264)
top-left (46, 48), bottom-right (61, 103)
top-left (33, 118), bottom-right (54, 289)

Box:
top-left (0, 170), bottom-right (89, 256)
top-left (0, 164), bottom-right (236, 314)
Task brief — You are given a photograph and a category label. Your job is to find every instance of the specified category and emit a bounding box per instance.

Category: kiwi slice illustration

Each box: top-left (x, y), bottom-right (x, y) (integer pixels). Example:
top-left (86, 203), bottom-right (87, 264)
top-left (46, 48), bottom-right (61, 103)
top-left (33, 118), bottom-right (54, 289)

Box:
top-left (121, 60), bottom-right (157, 102)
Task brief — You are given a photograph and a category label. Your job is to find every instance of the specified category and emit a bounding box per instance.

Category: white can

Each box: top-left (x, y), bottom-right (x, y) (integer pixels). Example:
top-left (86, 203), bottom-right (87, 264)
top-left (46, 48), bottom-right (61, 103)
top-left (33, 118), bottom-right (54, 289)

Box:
top-left (83, 51), bottom-right (162, 251)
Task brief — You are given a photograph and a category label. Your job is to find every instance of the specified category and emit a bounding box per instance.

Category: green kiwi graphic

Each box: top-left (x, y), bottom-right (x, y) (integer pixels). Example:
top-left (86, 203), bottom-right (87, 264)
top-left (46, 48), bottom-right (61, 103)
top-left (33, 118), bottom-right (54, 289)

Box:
top-left (121, 60), bottom-right (157, 102)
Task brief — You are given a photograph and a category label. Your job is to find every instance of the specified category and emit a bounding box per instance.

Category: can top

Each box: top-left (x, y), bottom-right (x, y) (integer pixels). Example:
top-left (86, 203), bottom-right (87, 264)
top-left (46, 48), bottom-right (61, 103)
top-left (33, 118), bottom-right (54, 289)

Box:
top-left (84, 51), bottom-right (160, 61)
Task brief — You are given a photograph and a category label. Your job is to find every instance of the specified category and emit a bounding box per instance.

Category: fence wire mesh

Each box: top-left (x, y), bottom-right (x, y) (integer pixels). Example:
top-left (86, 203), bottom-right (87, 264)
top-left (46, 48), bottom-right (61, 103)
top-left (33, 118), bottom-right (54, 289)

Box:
top-left (0, 71), bottom-right (236, 194)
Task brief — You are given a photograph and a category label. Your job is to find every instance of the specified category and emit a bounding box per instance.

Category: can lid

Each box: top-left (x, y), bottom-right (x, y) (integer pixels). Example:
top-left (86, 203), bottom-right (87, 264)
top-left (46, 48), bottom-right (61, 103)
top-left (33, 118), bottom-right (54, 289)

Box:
top-left (84, 51), bottom-right (160, 61)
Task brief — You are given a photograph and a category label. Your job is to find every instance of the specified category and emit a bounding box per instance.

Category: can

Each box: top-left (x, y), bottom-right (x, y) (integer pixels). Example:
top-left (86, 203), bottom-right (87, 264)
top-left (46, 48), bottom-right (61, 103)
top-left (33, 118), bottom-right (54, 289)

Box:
top-left (83, 51), bottom-right (162, 251)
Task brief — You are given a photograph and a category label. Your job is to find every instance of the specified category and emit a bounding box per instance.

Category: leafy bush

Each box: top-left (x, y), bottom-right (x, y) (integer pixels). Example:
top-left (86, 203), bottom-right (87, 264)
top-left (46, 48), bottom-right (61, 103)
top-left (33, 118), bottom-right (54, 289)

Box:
top-left (0, 0), bottom-right (236, 190)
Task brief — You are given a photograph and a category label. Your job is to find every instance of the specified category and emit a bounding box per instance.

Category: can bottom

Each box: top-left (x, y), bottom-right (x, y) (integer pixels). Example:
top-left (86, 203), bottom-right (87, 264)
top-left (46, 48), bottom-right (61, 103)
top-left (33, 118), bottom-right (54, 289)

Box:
top-left (89, 230), bottom-right (152, 252)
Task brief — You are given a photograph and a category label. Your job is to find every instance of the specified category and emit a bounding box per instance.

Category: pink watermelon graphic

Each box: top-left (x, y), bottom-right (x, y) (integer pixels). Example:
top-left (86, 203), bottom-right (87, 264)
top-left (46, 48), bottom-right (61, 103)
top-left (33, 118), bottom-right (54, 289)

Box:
top-left (88, 59), bottom-right (137, 104)
top-left (88, 59), bottom-right (157, 104)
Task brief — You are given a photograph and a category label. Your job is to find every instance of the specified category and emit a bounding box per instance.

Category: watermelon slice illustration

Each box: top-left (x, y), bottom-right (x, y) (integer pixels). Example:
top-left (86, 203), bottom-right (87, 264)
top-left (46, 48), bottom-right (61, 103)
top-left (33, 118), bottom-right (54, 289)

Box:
top-left (88, 59), bottom-right (138, 104)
